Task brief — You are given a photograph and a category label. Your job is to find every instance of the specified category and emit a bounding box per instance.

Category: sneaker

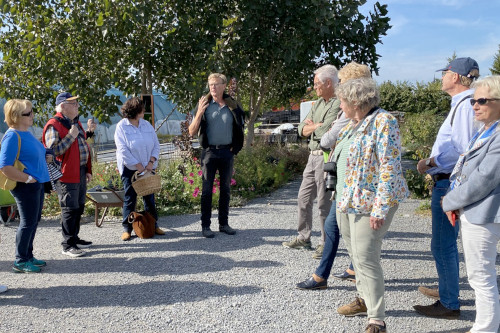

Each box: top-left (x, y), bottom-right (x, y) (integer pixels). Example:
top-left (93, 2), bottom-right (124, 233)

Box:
top-left (61, 247), bottom-right (85, 258)
top-left (29, 257), bottom-right (47, 267)
top-left (219, 224), bottom-right (236, 235)
top-left (0, 285), bottom-right (7, 293)
top-left (202, 227), bottom-right (215, 238)
top-left (282, 237), bottom-right (312, 250)
top-left (76, 239), bottom-right (93, 249)
top-left (365, 321), bottom-right (387, 333)
top-left (155, 227), bottom-right (166, 235)
top-left (312, 244), bottom-right (324, 259)
top-left (121, 232), bottom-right (131, 241)
top-left (337, 297), bottom-right (368, 316)
top-left (296, 276), bottom-right (327, 290)
top-left (413, 300), bottom-right (460, 320)
top-left (12, 261), bottom-right (41, 273)
top-left (418, 286), bottom-right (440, 300)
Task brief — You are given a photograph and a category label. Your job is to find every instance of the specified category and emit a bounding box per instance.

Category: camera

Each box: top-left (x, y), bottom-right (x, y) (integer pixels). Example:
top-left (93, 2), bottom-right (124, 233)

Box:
top-left (323, 161), bottom-right (337, 191)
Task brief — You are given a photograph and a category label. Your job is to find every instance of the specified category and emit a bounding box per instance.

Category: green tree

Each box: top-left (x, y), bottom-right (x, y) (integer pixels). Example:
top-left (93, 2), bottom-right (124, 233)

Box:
top-left (491, 44), bottom-right (500, 75)
top-left (0, 0), bottom-right (225, 122)
top-left (212, 0), bottom-right (391, 147)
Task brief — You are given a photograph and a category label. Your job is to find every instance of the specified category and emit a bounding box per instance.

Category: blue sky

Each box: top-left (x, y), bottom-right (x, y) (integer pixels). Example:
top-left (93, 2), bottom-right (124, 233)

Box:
top-left (360, 0), bottom-right (500, 83)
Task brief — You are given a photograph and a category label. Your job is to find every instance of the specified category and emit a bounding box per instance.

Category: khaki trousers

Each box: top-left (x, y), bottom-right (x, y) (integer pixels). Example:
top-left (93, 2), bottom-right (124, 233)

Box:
top-left (337, 205), bottom-right (398, 321)
top-left (297, 154), bottom-right (330, 245)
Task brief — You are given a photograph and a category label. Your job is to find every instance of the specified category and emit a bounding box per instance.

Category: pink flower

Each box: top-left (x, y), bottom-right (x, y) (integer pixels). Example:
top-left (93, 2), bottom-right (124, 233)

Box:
top-left (193, 157), bottom-right (198, 161)
top-left (197, 170), bottom-right (202, 176)
top-left (183, 177), bottom-right (188, 182)
top-left (230, 178), bottom-right (236, 186)
top-left (188, 179), bottom-right (194, 185)
top-left (212, 186), bottom-right (217, 193)
top-left (193, 187), bottom-right (200, 197)
top-left (189, 172), bottom-right (194, 177)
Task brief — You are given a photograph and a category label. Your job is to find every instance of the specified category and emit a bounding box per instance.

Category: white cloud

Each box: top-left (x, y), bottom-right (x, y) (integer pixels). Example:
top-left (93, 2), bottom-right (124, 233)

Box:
top-left (387, 15), bottom-right (410, 35)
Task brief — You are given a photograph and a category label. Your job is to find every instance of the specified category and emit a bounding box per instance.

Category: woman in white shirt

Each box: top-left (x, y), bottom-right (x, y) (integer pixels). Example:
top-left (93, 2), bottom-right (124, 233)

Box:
top-left (114, 97), bottom-right (164, 241)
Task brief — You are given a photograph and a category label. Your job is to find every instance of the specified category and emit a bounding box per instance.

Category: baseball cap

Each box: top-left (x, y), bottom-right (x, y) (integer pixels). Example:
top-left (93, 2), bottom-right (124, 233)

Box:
top-left (55, 92), bottom-right (79, 106)
top-left (436, 57), bottom-right (479, 78)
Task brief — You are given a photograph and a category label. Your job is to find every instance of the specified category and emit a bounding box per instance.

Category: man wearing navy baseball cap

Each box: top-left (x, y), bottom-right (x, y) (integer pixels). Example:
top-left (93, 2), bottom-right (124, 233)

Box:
top-left (414, 57), bottom-right (480, 319)
top-left (42, 92), bottom-right (93, 258)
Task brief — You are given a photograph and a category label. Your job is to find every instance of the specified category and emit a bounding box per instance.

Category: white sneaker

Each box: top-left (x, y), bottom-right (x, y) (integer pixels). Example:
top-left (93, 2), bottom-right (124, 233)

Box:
top-left (61, 247), bottom-right (85, 258)
top-left (0, 285), bottom-right (8, 293)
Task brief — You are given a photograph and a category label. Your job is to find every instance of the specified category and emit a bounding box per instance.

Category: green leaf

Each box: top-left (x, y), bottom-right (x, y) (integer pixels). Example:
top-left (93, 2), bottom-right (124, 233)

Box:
top-left (96, 12), bottom-right (104, 27)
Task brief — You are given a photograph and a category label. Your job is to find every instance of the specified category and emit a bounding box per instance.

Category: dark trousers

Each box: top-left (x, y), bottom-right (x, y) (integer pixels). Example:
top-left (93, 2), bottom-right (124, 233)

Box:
top-left (121, 166), bottom-right (157, 232)
top-left (56, 166), bottom-right (87, 250)
top-left (200, 148), bottom-right (234, 228)
top-left (11, 182), bottom-right (44, 263)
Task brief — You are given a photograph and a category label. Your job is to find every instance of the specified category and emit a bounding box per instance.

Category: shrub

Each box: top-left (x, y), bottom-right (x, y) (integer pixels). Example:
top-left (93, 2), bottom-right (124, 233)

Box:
top-left (400, 110), bottom-right (445, 160)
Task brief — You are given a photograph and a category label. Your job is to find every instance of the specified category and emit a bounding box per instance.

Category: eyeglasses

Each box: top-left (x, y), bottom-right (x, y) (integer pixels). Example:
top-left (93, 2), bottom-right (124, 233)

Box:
top-left (470, 98), bottom-right (500, 106)
top-left (21, 110), bottom-right (33, 117)
top-left (441, 71), bottom-right (453, 77)
top-left (208, 82), bottom-right (225, 87)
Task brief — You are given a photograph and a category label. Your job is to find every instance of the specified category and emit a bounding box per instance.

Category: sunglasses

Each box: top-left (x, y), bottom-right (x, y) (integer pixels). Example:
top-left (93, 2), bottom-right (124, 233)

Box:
top-left (21, 110), bottom-right (33, 117)
top-left (470, 98), bottom-right (500, 106)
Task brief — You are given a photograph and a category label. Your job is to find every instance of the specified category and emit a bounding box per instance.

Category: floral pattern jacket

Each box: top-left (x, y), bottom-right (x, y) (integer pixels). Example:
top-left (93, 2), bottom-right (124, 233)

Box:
top-left (336, 108), bottom-right (408, 219)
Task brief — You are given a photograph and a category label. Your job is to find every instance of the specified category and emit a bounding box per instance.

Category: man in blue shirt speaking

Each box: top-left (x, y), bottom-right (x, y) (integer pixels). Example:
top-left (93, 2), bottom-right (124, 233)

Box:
top-left (414, 57), bottom-right (480, 319)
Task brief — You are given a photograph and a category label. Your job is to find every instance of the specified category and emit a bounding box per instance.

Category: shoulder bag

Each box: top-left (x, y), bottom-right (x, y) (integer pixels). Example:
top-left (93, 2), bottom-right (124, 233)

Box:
top-left (0, 131), bottom-right (26, 190)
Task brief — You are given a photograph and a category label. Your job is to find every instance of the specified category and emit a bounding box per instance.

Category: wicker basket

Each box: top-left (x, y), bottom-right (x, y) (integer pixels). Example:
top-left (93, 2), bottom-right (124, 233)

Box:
top-left (132, 171), bottom-right (161, 196)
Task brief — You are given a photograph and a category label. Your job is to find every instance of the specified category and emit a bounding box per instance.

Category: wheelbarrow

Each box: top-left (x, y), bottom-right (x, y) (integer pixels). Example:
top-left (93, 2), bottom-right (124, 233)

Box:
top-left (0, 188), bottom-right (17, 225)
top-left (86, 189), bottom-right (124, 227)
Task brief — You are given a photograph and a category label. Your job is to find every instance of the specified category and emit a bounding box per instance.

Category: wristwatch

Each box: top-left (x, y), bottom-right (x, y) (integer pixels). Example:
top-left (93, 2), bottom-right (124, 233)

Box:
top-left (425, 158), bottom-right (432, 167)
top-left (25, 175), bottom-right (33, 184)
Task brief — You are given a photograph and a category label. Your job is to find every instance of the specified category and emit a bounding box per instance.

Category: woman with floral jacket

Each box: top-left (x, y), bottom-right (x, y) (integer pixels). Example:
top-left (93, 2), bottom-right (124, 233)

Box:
top-left (333, 78), bottom-right (408, 333)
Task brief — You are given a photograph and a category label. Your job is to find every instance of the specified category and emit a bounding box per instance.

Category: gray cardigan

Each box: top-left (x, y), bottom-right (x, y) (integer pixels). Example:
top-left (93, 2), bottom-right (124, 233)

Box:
top-left (442, 129), bottom-right (500, 224)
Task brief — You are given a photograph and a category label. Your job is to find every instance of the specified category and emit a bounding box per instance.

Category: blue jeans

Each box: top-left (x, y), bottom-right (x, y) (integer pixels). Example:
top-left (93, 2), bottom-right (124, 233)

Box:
top-left (121, 166), bottom-right (158, 232)
top-left (11, 182), bottom-right (44, 263)
top-left (315, 201), bottom-right (353, 279)
top-left (315, 202), bottom-right (339, 279)
top-left (431, 179), bottom-right (460, 310)
top-left (200, 148), bottom-right (234, 228)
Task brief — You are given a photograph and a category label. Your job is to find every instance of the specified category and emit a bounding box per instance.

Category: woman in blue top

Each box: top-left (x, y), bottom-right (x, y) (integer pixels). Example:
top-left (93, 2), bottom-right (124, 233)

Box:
top-left (0, 99), bottom-right (50, 273)
top-left (114, 97), bottom-right (164, 241)
top-left (443, 75), bottom-right (500, 333)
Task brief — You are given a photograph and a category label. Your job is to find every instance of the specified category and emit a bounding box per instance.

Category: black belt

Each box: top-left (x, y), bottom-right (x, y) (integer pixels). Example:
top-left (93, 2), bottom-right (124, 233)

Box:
top-left (431, 173), bottom-right (451, 182)
top-left (208, 144), bottom-right (231, 150)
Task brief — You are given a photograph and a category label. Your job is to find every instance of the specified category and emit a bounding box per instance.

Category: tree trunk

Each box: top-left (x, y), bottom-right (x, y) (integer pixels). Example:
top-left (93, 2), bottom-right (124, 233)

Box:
top-left (244, 65), bottom-right (279, 149)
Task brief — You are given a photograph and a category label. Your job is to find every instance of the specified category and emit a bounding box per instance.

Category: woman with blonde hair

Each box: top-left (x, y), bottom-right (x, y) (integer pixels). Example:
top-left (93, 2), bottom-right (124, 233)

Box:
top-left (0, 99), bottom-right (50, 273)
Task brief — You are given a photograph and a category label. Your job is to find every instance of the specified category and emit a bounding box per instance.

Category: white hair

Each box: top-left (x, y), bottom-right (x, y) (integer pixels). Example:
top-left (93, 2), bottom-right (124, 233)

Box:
top-left (314, 64), bottom-right (339, 88)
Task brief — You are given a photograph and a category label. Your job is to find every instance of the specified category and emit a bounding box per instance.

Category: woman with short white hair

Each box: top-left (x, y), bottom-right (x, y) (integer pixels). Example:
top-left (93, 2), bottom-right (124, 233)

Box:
top-left (443, 75), bottom-right (500, 333)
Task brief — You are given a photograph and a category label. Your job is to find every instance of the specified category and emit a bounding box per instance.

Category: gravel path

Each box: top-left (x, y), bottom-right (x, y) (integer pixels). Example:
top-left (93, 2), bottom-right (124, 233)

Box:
top-left (0, 178), bottom-right (490, 333)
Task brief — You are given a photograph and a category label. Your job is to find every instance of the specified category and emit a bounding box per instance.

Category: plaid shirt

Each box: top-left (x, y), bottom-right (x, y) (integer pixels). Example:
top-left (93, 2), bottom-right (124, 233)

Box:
top-left (44, 118), bottom-right (89, 166)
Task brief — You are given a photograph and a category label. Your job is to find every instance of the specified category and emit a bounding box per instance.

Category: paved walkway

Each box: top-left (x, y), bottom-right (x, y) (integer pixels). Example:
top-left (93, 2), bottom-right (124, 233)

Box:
top-left (0, 179), bottom-right (490, 332)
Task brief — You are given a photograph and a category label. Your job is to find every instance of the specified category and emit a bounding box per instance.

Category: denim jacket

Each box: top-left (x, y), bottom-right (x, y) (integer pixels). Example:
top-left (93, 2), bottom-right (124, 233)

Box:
top-left (336, 108), bottom-right (409, 219)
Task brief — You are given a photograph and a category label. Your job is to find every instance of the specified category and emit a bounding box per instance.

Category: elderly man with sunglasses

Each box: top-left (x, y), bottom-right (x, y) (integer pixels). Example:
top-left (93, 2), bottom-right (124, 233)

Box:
top-left (414, 57), bottom-right (480, 319)
top-left (42, 92), bottom-right (93, 258)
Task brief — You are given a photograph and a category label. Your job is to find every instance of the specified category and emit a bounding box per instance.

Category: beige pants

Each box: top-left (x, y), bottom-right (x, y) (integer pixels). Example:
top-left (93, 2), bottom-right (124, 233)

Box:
top-left (337, 205), bottom-right (398, 321)
top-left (297, 154), bottom-right (331, 245)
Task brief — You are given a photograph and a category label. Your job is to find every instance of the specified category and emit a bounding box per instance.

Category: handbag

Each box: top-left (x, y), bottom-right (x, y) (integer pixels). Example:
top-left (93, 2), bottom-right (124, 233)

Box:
top-left (0, 131), bottom-right (26, 190)
top-left (131, 170), bottom-right (161, 196)
top-left (127, 211), bottom-right (156, 239)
